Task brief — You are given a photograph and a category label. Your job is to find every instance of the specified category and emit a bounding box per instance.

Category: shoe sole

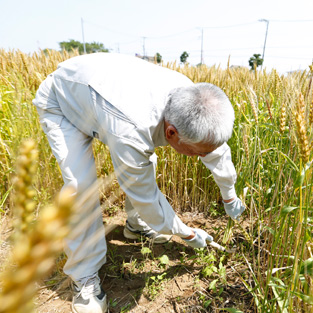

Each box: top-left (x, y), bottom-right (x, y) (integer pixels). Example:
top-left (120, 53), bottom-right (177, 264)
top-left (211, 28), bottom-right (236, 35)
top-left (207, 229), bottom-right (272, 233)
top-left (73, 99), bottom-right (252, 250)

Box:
top-left (123, 227), bottom-right (172, 244)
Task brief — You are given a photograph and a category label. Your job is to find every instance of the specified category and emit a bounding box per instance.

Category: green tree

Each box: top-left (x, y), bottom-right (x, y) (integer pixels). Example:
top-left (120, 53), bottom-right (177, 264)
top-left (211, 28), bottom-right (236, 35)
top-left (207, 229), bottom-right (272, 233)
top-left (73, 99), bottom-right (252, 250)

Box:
top-left (59, 39), bottom-right (109, 54)
top-left (249, 53), bottom-right (263, 70)
top-left (155, 52), bottom-right (162, 64)
top-left (180, 51), bottom-right (189, 64)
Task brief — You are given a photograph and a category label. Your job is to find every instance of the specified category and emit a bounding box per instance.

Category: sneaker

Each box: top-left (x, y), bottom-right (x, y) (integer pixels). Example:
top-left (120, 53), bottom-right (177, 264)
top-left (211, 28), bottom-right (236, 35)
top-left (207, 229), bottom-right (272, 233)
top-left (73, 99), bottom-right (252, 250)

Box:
top-left (123, 220), bottom-right (172, 244)
top-left (72, 273), bottom-right (107, 313)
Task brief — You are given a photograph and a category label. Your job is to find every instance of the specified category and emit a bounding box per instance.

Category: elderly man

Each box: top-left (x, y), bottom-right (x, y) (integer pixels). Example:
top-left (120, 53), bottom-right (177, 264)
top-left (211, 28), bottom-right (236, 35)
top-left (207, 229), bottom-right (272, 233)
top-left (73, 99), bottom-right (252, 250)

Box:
top-left (33, 53), bottom-right (244, 313)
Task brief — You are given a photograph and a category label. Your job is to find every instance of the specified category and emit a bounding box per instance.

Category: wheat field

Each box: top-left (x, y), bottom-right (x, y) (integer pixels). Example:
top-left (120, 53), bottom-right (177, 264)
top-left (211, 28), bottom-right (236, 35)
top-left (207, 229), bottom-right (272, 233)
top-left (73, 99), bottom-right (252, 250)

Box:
top-left (0, 49), bottom-right (312, 312)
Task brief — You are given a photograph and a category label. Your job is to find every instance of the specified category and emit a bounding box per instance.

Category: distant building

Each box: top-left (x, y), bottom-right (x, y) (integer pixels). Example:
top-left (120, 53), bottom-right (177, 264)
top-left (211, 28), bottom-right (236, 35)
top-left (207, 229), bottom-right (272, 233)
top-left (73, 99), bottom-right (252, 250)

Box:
top-left (230, 65), bottom-right (246, 70)
top-left (135, 54), bottom-right (156, 63)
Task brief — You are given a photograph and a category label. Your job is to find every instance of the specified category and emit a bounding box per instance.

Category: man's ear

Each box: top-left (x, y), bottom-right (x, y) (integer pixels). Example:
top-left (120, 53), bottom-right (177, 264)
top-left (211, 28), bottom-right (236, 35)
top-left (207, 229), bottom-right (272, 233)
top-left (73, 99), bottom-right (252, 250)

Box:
top-left (165, 124), bottom-right (178, 140)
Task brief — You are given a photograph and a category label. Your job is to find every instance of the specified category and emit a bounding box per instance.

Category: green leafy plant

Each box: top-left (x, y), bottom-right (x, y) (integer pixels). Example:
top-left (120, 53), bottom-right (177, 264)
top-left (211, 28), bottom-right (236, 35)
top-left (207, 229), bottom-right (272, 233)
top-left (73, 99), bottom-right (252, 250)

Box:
top-left (145, 273), bottom-right (167, 300)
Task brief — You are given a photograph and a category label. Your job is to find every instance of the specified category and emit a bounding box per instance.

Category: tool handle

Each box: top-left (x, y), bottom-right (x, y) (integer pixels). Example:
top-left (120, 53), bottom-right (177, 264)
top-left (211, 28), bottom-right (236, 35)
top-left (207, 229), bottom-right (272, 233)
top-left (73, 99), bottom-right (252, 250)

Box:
top-left (208, 240), bottom-right (227, 252)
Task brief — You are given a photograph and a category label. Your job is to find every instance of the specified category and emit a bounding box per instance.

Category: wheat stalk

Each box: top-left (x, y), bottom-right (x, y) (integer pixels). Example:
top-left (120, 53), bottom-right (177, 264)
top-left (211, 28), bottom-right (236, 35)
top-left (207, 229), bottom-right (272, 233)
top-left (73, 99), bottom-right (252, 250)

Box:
top-left (266, 99), bottom-right (273, 121)
top-left (243, 134), bottom-right (250, 161)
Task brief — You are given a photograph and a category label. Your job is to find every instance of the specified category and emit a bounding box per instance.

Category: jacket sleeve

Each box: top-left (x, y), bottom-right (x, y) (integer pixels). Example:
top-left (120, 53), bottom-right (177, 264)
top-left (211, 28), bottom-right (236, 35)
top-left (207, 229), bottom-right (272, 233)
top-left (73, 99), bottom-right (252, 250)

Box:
top-left (107, 135), bottom-right (192, 237)
top-left (200, 143), bottom-right (237, 200)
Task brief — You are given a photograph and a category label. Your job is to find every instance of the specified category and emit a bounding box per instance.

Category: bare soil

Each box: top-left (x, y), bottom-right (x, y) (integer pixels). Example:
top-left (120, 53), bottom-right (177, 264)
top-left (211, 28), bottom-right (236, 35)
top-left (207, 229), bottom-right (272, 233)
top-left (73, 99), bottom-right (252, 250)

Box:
top-left (29, 210), bottom-right (256, 313)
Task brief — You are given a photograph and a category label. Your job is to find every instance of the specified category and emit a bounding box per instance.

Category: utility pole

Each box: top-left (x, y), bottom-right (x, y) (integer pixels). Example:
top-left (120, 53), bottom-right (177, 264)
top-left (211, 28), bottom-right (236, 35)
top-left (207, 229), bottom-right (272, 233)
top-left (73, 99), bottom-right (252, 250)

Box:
top-left (81, 18), bottom-right (86, 54)
top-left (200, 28), bottom-right (204, 65)
top-left (259, 19), bottom-right (269, 70)
top-left (142, 37), bottom-right (146, 57)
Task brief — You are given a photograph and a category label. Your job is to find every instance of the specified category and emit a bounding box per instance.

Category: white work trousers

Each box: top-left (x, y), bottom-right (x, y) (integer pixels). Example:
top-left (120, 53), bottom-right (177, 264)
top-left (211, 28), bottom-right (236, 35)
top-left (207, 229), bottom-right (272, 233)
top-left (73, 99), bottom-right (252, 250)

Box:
top-left (36, 107), bottom-right (156, 281)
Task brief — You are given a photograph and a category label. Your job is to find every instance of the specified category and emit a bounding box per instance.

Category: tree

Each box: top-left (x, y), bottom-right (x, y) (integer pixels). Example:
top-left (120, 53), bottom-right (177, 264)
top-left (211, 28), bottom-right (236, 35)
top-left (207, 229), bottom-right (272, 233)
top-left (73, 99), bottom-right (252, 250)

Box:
top-left (59, 39), bottom-right (109, 54)
top-left (155, 52), bottom-right (162, 64)
top-left (86, 42), bottom-right (109, 54)
top-left (249, 53), bottom-right (263, 70)
top-left (180, 51), bottom-right (189, 64)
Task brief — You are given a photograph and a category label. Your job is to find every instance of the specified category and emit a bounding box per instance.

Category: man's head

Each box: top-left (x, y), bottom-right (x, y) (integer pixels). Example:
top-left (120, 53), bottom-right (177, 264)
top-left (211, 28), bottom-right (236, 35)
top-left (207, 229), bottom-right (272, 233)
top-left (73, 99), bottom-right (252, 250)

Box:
top-left (164, 83), bottom-right (234, 156)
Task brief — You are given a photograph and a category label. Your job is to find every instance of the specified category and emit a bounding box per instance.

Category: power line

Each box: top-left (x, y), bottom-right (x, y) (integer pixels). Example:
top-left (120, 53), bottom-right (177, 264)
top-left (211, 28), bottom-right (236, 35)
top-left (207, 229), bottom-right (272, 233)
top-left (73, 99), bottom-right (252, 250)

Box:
top-left (269, 19), bottom-right (313, 23)
top-left (83, 19), bottom-right (196, 40)
top-left (83, 20), bottom-right (140, 38)
top-left (82, 20), bottom-right (265, 40)
top-left (83, 18), bottom-right (313, 42)
top-left (80, 17), bottom-right (313, 67)
top-left (263, 55), bottom-right (313, 60)
top-left (202, 21), bottom-right (258, 29)
top-left (117, 39), bottom-right (140, 46)
top-left (142, 29), bottom-right (197, 39)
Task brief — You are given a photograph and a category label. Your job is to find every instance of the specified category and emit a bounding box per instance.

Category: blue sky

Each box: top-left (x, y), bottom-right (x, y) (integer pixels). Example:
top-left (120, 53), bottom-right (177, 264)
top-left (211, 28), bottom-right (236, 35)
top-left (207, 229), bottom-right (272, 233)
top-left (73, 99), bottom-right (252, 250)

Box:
top-left (1, 0), bottom-right (313, 73)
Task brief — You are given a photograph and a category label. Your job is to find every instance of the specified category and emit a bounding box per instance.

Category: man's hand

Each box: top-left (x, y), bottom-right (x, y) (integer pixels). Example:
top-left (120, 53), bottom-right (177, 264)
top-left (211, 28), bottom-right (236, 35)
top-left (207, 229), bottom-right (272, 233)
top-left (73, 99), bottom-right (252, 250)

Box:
top-left (182, 228), bottom-right (213, 248)
top-left (223, 197), bottom-right (245, 221)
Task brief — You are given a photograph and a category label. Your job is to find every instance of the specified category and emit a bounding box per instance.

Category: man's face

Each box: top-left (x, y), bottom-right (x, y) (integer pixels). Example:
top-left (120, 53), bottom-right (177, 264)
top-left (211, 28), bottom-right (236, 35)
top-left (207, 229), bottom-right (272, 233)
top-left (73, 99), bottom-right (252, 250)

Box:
top-left (164, 121), bottom-right (218, 157)
top-left (168, 139), bottom-right (217, 157)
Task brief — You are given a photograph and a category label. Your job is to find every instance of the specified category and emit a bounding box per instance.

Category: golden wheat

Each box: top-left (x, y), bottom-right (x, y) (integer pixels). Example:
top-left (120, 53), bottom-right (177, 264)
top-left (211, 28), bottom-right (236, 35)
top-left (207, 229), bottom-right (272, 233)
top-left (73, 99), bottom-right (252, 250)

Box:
top-left (294, 94), bottom-right (310, 164)
top-left (309, 97), bottom-right (313, 125)
top-left (13, 140), bottom-right (38, 236)
top-left (0, 140), bottom-right (73, 313)
top-left (249, 89), bottom-right (259, 124)
top-left (280, 102), bottom-right (287, 133)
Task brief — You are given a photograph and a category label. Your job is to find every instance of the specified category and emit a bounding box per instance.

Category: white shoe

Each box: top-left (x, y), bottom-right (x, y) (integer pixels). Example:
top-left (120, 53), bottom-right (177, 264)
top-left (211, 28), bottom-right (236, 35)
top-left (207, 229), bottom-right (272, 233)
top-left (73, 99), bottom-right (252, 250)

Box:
top-left (72, 273), bottom-right (107, 313)
top-left (123, 220), bottom-right (172, 244)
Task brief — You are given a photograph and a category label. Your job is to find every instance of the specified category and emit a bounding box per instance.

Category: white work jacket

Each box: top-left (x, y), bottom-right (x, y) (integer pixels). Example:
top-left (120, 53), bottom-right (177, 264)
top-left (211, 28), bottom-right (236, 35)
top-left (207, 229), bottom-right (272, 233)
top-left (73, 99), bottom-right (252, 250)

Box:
top-left (34, 53), bottom-right (237, 237)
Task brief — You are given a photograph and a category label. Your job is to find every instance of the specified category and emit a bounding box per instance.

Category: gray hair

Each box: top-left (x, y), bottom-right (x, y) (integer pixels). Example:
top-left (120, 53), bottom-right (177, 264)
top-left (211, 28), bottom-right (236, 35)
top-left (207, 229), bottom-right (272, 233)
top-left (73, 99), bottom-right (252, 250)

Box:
top-left (164, 83), bottom-right (235, 146)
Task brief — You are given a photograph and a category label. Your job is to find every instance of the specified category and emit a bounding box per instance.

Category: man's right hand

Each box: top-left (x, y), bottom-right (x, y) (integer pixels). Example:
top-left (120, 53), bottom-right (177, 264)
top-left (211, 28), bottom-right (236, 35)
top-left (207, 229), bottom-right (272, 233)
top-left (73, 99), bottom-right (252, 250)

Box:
top-left (182, 228), bottom-right (213, 248)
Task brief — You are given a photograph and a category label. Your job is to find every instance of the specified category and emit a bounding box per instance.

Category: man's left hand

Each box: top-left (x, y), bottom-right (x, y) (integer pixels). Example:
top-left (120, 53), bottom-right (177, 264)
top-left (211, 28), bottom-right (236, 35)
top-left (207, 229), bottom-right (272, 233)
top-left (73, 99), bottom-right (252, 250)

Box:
top-left (223, 197), bottom-right (245, 221)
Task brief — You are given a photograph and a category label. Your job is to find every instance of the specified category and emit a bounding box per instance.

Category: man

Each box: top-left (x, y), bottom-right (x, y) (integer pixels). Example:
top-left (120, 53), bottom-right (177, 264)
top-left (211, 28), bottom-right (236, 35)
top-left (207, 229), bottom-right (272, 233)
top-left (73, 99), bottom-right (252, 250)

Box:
top-left (33, 53), bottom-right (245, 313)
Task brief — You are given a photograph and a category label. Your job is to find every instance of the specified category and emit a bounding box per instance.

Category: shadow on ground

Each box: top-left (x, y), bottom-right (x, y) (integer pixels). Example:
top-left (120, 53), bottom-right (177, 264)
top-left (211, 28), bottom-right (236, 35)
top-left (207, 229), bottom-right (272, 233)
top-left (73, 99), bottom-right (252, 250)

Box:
top-left (35, 213), bottom-right (254, 313)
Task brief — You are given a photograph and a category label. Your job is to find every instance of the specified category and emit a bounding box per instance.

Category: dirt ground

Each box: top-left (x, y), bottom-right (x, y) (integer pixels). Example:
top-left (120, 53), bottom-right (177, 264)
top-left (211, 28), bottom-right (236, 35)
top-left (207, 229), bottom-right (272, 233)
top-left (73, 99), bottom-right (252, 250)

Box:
top-left (23, 210), bottom-right (256, 313)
